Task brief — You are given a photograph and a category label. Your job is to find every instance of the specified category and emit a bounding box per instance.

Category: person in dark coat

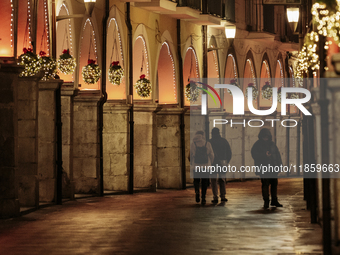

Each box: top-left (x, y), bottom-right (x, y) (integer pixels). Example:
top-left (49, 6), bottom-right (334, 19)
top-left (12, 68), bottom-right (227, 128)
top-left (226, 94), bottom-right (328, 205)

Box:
top-left (251, 128), bottom-right (283, 209)
top-left (209, 127), bottom-right (232, 203)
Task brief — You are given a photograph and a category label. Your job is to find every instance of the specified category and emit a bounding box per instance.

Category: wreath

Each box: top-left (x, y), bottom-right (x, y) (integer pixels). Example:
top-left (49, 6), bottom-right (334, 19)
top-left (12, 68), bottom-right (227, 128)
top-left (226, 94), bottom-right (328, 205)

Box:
top-left (39, 51), bottom-right (57, 81)
top-left (108, 61), bottom-right (124, 85)
top-left (18, 48), bottom-right (41, 77)
top-left (82, 59), bottom-right (101, 84)
top-left (261, 82), bottom-right (273, 100)
top-left (134, 74), bottom-right (151, 98)
top-left (245, 83), bottom-right (258, 100)
top-left (57, 49), bottom-right (76, 75)
top-left (185, 82), bottom-right (199, 102)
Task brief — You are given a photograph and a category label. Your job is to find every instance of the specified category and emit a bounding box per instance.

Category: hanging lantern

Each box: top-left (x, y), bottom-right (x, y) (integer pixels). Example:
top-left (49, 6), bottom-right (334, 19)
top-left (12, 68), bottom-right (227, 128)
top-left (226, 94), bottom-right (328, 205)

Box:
top-left (82, 59), bottom-right (101, 84)
top-left (134, 74), bottom-right (151, 98)
top-left (18, 48), bottom-right (41, 77)
top-left (245, 83), bottom-right (258, 100)
top-left (261, 81), bottom-right (273, 100)
top-left (108, 61), bottom-right (124, 85)
top-left (57, 49), bottom-right (76, 75)
top-left (185, 82), bottom-right (199, 102)
top-left (227, 78), bottom-right (240, 95)
top-left (39, 51), bottom-right (57, 81)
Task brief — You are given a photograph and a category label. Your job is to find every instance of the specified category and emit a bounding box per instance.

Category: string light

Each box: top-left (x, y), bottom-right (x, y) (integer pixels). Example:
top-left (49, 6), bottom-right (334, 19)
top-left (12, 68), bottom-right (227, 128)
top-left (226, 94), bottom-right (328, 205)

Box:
top-left (108, 61), bottom-right (124, 85)
top-left (18, 48), bottom-right (41, 77)
top-left (136, 35), bottom-right (150, 79)
top-left (43, 0), bottom-right (50, 54)
top-left (135, 74), bottom-right (151, 98)
top-left (185, 82), bottom-right (199, 102)
top-left (261, 82), bottom-right (273, 100)
top-left (57, 49), bottom-right (76, 75)
top-left (39, 51), bottom-right (57, 81)
top-left (82, 59), bottom-right (101, 84)
top-left (10, 0), bottom-right (14, 52)
top-left (161, 42), bottom-right (177, 102)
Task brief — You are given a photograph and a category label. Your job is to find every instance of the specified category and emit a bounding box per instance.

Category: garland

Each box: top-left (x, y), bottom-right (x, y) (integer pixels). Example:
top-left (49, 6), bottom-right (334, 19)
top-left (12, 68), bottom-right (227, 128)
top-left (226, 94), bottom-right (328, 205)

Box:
top-left (39, 51), bottom-right (57, 81)
top-left (57, 49), bottom-right (76, 75)
top-left (134, 74), bottom-right (151, 98)
top-left (185, 82), bottom-right (199, 102)
top-left (82, 59), bottom-right (101, 84)
top-left (227, 79), bottom-right (240, 95)
top-left (245, 83), bottom-right (258, 100)
top-left (18, 48), bottom-right (41, 77)
top-left (108, 61), bottom-right (124, 85)
top-left (261, 82), bottom-right (273, 100)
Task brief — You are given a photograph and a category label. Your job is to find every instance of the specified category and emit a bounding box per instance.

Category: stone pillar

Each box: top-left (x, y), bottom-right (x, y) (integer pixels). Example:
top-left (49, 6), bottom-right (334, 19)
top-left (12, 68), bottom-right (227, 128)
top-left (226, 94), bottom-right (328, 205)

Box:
top-left (17, 76), bottom-right (40, 207)
top-left (0, 64), bottom-right (20, 218)
top-left (61, 83), bottom-right (78, 199)
top-left (103, 103), bottom-right (129, 191)
top-left (134, 105), bottom-right (159, 190)
top-left (156, 108), bottom-right (184, 189)
top-left (73, 91), bottom-right (101, 194)
top-left (37, 80), bottom-right (62, 202)
top-left (184, 111), bottom-right (191, 184)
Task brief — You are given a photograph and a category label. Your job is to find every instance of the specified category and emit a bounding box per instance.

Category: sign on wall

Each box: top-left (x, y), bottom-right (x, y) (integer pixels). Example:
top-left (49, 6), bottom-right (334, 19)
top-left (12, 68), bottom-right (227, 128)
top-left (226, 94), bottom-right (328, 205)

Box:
top-left (263, 0), bottom-right (301, 4)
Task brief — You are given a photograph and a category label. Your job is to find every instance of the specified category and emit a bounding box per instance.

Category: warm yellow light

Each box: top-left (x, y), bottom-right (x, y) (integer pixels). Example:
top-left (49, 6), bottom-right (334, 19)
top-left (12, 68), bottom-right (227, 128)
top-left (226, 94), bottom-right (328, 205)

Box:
top-left (287, 7), bottom-right (299, 23)
top-left (84, 0), bottom-right (96, 2)
top-left (225, 25), bottom-right (236, 39)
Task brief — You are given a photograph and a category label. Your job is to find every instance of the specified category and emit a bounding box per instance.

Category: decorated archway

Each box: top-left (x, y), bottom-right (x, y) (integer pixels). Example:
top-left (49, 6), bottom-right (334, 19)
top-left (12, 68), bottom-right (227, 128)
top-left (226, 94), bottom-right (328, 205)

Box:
top-left (243, 51), bottom-right (257, 111)
top-left (17, 0), bottom-right (32, 57)
top-left (79, 18), bottom-right (100, 90)
top-left (0, 0), bottom-right (15, 57)
top-left (224, 53), bottom-right (238, 113)
top-left (133, 35), bottom-right (151, 100)
top-left (106, 17), bottom-right (125, 100)
top-left (259, 54), bottom-right (271, 108)
top-left (56, 3), bottom-right (74, 82)
top-left (157, 42), bottom-right (177, 104)
top-left (183, 46), bottom-right (199, 106)
top-left (36, 0), bottom-right (50, 56)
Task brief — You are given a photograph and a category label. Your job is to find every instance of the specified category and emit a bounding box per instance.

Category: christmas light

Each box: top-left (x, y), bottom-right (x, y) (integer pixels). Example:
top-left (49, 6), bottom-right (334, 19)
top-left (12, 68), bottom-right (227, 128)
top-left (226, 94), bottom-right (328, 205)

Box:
top-left (227, 78), bottom-right (240, 95)
top-left (261, 82), bottom-right (273, 100)
top-left (135, 74), bottom-right (151, 98)
top-left (39, 51), bottom-right (57, 81)
top-left (57, 49), bottom-right (76, 75)
top-left (245, 83), bottom-right (258, 100)
top-left (82, 59), bottom-right (101, 84)
top-left (18, 48), bottom-right (41, 77)
top-left (108, 61), bottom-right (124, 85)
top-left (185, 82), bottom-right (199, 102)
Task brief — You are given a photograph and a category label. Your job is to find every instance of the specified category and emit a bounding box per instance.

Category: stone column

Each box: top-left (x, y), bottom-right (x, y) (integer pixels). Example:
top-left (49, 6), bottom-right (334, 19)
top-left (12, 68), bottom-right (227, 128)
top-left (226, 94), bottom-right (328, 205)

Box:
top-left (156, 108), bottom-right (184, 189)
top-left (73, 91), bottom-right (101, 194)
top-left (61, 83), bottom-right (78, 199)
top-left (37, 79), bottom-right (62, 202)
top-left (0, 64), bottom-right (20, 218)
top-left (103, 103), bottom-right (129, 191)
top-left (134, 105), bottom-right (159, 191)
top-left (17, 75), bottom-right (40, 207)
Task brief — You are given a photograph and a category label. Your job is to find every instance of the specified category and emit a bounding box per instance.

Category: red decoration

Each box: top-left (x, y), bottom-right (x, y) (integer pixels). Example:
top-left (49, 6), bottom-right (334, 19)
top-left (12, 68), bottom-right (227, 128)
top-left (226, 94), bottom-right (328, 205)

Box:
top-left (111, 61), bottom-right (119, 66)
top-left (88, 59), bottom-right (96, 65)
top-left (62, 49), bottom-right (69, 54)
top-left (23, 47), bottom-right (33, 54)
top-left (140, 74), bottom-right (146, 79)
top-left (230, 79), bottom-right (236, 83)
top-left (265, 81), bottom-right (270, 85)
top-left (39, 51), bottom-right (46, 57)
top-left (248, 83), bottom-right (254, 87)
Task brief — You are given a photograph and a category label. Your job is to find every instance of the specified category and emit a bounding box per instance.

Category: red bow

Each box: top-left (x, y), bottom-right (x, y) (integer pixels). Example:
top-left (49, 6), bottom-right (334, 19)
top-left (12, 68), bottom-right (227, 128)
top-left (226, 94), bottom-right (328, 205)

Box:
top-left (62, 49), bottom-right (69, 54)
top-left (39, 51), bottom-right (46, 57)
top-left (111, 61), bottom-right (119, 66)
top-left (88, 59), bottom-right (96, 65)
top-left (23, 47), bottom-right (33, 54)
top-left (248, 83), bottom-right (254, 87)
top-left (140, 74), bottom-right (146, 79)
top-left (265, 81), bottom-right (270, 86)
top-left (230, 79), bottom-right (236, 83)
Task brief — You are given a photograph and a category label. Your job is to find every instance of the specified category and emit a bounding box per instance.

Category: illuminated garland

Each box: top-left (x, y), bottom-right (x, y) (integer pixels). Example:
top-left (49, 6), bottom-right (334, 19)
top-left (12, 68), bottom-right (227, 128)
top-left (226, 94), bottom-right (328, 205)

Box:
top-left (185, 82), bottom-right (199, 102)
top-left (227, 79), bottom-right (240, 95)
top-left (277, 87), bottom-right (299, 103)
top-left (245, 83), bottom-right (258, 100)
top-left (39, 51), bottom-right (57, 81)
top-left (108, 61), bottom-right (124, 85)
top-left (261, 82), bottom-right (273, 100)
top-left (134, 74), bottom-right (151, 98)
top-left (57, 49), bottom-right (76, 75)
top-left (18, 48), bottom-right (41, 77)
top-left (82, 59), bottom-right (101, 84)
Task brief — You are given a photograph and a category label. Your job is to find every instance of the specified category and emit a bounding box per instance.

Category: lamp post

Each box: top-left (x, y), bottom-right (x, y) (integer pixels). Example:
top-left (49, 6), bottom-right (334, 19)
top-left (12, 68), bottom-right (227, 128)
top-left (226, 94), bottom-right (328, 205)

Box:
top-left (287, 7), bottom-right (299, 33)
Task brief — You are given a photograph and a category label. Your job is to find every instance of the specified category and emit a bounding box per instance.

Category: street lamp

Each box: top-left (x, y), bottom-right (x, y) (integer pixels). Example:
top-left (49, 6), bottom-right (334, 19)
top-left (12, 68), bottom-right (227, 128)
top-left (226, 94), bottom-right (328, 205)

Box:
top-left (287, 7), bottom-right (299, 33)
top-left (225, 25), bottom-right (236, 39)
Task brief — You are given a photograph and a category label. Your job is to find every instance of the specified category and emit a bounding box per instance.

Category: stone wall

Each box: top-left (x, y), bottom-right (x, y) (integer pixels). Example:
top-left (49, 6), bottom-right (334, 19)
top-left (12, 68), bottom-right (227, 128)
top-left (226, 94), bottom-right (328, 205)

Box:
top-left (103, 103), bottom-right (129, 191)
top-left (73, 91), bottom-right (100, 194)
top-left (156, 109), bottom-right (183, 189)
top-left (0, 64), bottom-right (20, 218)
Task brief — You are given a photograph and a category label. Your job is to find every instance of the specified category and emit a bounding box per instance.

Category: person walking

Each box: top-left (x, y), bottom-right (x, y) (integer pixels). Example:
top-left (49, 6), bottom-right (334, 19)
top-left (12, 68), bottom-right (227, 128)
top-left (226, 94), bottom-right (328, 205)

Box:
top-left (189, 130), bottom-right (214, 205)
top-left (251, 128), bottom-right (283, 209)
top-left (209, 127), bottom-right (232, 203)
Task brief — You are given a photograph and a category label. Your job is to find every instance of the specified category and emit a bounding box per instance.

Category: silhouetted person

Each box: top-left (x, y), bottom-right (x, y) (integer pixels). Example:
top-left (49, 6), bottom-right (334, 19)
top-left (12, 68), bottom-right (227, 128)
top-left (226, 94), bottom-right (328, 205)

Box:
top-left (209, 127), bottom-right (232, 203)
top-left (189, 130), bottom-right (214, 205)
top-left (251, 128), bottom-right (283, 209)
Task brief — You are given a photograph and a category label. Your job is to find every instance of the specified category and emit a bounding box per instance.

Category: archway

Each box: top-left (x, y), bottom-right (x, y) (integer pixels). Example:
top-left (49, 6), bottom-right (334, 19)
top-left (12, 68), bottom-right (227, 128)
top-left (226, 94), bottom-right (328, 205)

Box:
top-left (183, 47), bottom-right (199, 106)
top-left (224, 53), bottom-right (238, 113)
top-left (0, 0), bottom-right (14, 56)
top-left (106, 18), bottom-right (125, 100)
top-left (79, 18), bottom-right (100, 90)
top-left (133, 35), bottom-right (151, 100)
top-left (157, 42), bottom-right (177, 104)
top-left (17, 0), bottom-right (31, 57)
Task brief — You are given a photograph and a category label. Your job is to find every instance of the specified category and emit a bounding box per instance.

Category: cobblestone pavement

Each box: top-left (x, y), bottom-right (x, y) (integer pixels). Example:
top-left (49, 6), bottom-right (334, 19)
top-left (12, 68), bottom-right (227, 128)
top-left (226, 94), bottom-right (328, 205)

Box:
top-left (0, 179), bottom-right (322, 255)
